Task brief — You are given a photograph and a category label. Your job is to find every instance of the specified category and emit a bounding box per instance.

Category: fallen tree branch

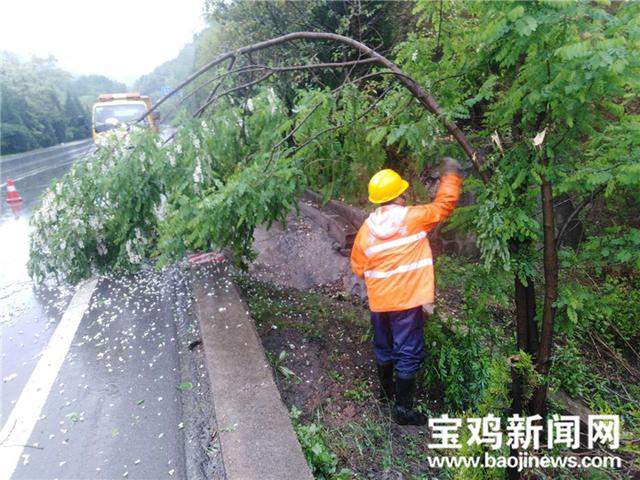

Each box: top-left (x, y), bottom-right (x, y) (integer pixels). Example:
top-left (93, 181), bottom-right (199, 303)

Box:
top-left (141, 31), bottom-right (488, 182)
top-left (193, 71), bottom-right (275, 118)
top-left (177, 58), bottom-right (379, 113)
top-left (283, 85), bottom-right (393, 159)
top-left (196, 56), bottom-right (238, 119)
top-left (270, 70), bottom-right (396, 156)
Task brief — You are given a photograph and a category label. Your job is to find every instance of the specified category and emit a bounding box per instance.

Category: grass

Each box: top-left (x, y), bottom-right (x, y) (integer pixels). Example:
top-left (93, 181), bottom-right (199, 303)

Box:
top-left (235, 267), bottom-right (640, 479)
top-left (235, 272), bottom-right (444, 479)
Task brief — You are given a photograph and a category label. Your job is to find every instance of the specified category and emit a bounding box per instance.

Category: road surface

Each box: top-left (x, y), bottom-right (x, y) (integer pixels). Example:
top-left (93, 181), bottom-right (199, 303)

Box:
top-left (0, 142), bottom-right (219, 479)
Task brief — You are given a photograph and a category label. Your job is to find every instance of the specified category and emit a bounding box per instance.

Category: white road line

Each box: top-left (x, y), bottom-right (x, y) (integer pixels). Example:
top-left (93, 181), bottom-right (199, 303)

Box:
top-left (0, 278), bottom-right (98, 480)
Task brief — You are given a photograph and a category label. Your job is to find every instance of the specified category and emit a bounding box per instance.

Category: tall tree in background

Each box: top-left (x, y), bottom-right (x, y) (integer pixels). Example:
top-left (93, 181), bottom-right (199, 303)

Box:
top-left (0, 52), bottom-right (120, 154)
top-left (64, 91), bottom-right (91, 141)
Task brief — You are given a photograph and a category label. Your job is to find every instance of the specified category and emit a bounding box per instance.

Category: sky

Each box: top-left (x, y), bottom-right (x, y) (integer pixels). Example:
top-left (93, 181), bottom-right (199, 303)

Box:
top-left (0, 0), bottom-right (207, 86)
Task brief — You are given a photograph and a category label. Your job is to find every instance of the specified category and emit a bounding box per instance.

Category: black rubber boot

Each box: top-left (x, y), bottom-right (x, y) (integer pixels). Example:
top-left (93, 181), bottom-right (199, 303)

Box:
top-left (393, 376), bottom-right (427, 426)
top-left (376, 363), bottom-right (394, 403)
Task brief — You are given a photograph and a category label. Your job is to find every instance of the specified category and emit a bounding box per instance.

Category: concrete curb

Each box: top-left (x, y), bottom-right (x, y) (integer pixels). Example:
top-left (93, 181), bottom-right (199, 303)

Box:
top-left (165, 266), bottom-right (224, 480)
top-left (191, 264), bottom-right (313, 480)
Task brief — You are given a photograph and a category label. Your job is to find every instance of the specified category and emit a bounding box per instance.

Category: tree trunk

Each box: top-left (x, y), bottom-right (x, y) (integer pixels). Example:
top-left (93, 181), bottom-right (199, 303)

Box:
top-left (507, 355), bottom-right (524, 480)
top-left (525, 279), bottom-right (539, 355)
top-left (511, 240), bottom-right (539, 417)
top-left (510, 240), bottom-right (539, 358)
top-left (531, 157), bottom-right (559, 417)
top-left (509, 115), bottom-right (539, 360)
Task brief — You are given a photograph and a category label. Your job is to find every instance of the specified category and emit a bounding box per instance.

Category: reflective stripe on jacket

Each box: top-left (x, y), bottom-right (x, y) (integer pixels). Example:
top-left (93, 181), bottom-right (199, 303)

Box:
top-left (351, 172), bottom-right (462, 312)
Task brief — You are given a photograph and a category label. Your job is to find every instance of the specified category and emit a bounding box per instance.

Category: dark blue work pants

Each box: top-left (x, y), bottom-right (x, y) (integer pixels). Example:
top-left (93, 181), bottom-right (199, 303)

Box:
top-left (370, 306), bottom-right (425, 379)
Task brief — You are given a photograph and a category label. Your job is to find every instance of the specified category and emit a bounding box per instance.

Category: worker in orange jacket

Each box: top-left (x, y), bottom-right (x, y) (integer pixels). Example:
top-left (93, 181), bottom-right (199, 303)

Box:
top-left (351, 158), bottom-right (462, 425)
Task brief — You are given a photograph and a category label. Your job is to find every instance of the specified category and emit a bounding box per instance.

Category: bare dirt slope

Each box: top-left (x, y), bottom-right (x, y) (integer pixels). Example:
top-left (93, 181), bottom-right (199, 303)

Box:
top-left (250, 209), bottom-right (366, 299)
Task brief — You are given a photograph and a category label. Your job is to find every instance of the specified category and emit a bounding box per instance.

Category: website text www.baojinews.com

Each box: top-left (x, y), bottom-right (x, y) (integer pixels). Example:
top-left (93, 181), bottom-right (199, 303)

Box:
top-left (422, 413), bottom-right (621, 471)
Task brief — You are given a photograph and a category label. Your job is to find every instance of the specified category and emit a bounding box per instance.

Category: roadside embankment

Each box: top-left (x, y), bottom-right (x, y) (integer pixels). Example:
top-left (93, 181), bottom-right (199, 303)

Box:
top-left (191, 263), bottom-right (313, 480)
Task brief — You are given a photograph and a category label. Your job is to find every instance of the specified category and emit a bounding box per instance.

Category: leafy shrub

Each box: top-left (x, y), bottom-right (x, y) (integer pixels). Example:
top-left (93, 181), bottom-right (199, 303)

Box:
top-left (422, 318), bottom-right (493, 412)
top-left (290, 407), bottom-right (351, 480)
top-left (420, 256), bottom-right (514, 412)
top-left (550, 340), bottom-right (590, 399)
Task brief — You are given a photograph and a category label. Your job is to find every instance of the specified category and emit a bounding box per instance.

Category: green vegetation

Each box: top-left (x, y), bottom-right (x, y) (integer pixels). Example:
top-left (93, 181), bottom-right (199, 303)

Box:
top-left (238, 263), bottom-right (639, 478)
top-left (0, 52), bottom-right (126, 154)
top-left (291, 407), bottom-right (352, 480)
top-left (70, 74), bottom-right (128, 110)
top-left (27, 1), bottom-right (640, 477)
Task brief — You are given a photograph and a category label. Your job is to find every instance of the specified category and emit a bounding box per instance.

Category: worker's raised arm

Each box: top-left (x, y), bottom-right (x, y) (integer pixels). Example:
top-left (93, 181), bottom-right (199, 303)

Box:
top-left (350, 227), bottom-right (367, 278)
top-left (413, 158), bottom-right (463, 230)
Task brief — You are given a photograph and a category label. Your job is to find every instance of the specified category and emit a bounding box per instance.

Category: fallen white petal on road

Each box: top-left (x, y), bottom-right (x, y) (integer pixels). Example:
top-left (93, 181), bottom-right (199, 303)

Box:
top-left (0, 278), bottom-right (97, 480)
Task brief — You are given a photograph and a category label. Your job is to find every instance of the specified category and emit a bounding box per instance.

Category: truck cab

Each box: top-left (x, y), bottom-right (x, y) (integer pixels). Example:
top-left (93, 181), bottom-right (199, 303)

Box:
top-left (92, 93), bottom-right (156, 144)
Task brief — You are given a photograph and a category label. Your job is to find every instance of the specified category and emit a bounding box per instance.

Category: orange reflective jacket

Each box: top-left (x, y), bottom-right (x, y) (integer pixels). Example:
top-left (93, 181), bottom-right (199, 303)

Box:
top-left (351, 172), bottom-right (462, 312)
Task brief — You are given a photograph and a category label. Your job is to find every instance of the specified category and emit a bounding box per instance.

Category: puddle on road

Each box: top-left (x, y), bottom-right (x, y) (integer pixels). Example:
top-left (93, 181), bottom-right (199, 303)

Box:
top-left (0, 211), bottom-right (75, 429)
top-left (0, 215), bottom-right (31, 289)
top-left (0, 215), bottom-right (74, 328)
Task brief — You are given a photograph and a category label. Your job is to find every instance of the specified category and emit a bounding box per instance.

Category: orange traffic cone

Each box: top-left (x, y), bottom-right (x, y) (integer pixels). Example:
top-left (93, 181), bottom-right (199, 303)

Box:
top-left (5, 179), bottom-right (23, 217)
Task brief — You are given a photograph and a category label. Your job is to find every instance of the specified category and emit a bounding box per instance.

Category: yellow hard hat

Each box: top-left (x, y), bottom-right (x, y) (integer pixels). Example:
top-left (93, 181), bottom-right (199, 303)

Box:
top-left (368, 169), bottom-right (409, 204)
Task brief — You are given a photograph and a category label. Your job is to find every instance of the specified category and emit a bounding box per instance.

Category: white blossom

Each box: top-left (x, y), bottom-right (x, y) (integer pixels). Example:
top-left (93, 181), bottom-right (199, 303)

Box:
top-left (189, 132), bottom-right (201, 150)
top-left (89, 216), bottom-right (102, 230)
top-left (125, 240), bottom-right (142, 264)
top-left (267, 87), bottom-right (278, 114)
top-left (154, 195), bottom-right (167, 221)
top-left (193, 159), bottom-right (203, 184)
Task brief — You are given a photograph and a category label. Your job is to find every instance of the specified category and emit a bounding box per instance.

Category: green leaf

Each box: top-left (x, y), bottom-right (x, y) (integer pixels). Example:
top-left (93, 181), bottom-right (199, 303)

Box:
top-left (366, 127), bottom-right (387, 146)
top-left (507, 5), bottom-right (525, 21)
top-left (515, 16), bottom-right (538, 36)
top-left (179, 381), bottom-right (193, 392)
top-left (387, 125), bottom-right (408, 145)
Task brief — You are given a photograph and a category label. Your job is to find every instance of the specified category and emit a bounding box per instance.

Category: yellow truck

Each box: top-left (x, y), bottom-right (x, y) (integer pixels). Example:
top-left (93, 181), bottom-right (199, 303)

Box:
top-left (91, 93), bottom-right (157, 144)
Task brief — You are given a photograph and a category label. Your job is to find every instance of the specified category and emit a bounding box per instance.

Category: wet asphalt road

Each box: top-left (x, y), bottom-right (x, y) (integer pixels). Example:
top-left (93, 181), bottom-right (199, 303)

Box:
top-left (0, 142), bottom-right (217, 479)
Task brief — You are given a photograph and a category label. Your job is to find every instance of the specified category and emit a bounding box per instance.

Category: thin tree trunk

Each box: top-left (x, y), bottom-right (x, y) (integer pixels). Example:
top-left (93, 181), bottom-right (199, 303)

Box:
top-left (514, 274), bottom-right (539, 355)
top-left (525, 280), bottom-right (539, 355)
top-left (510, 114), bottom-right (538, 361)
top-left (531, 156), bottom-right (559, 417)
top-left (514, 267), bottom-right (531, 353)
top-left (511, 242), bottom-right (539, 417)
top-left (509, 244), bottom-right (538, 356)
top-left (507, 354), bottom-right (524, 480)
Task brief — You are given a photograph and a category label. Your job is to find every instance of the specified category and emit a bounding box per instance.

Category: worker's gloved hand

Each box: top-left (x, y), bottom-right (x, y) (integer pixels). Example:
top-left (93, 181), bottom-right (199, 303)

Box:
top-left (440, 157), bottom-right (462, 175)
